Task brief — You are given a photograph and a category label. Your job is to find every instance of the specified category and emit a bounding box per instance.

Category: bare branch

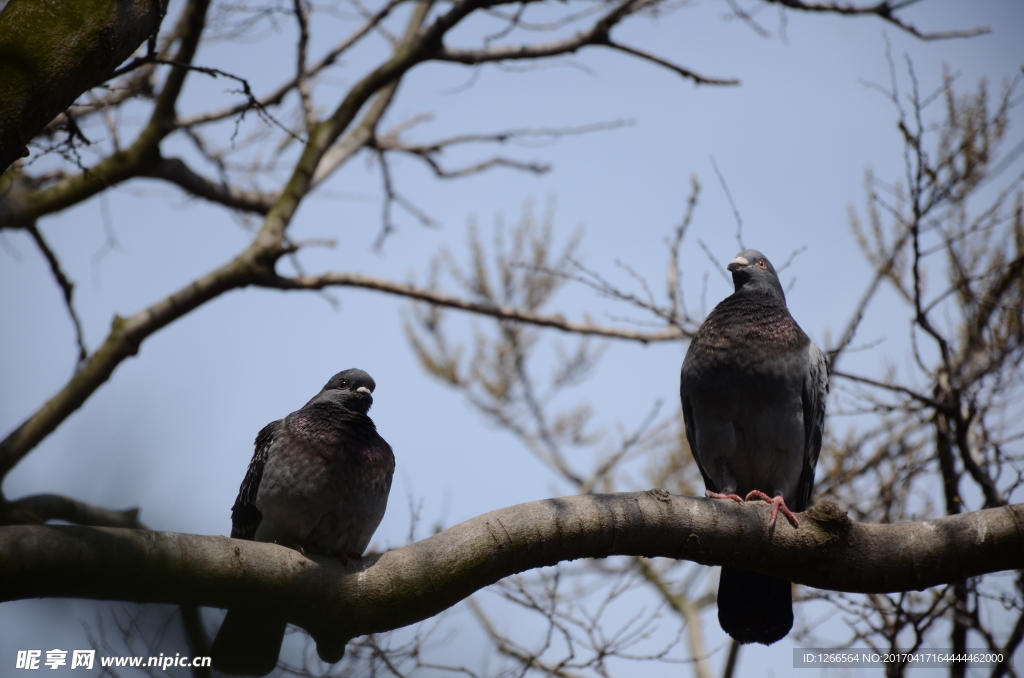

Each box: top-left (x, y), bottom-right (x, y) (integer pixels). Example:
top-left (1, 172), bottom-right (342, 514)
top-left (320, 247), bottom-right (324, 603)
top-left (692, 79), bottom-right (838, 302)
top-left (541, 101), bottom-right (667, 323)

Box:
top-left (142, 156), bottom-right (276, 213)
top-left (25, 222), bottom-right (87, 364)
top-left (601, 41), bottom-right (740, 86)
top-left (437, 0), bottom-right (738, 86)
top-left (710, 156), bottom-right (744, 249)
top-left (468, 597), bottom-right (585, 678)
top-left (0, 246), bottom-right (267, 480)
top-left (293, 0), bottom-right (315, 130)
top-left (634, 558), bottom-right (714, 678)
top-left (269, 270), bottom-right (687, 342)
top-left (762, 0), bottom-right (990, 40)
top-left (3, 493), bottom-right (140, 528)
top-left (2, 496), bottom-right (1021, 663)
top-left (176, 0), bottom-right (406, 128)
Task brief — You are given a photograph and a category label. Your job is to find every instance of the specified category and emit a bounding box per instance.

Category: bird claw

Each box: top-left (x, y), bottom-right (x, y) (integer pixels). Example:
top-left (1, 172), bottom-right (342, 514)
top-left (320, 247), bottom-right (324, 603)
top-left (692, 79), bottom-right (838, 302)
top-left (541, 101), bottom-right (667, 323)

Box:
top-left (706, 490), bottom-right (745, 503)
top-left (336, 551), bottom-right (362, 563)
top-left (744, 490), bottom-right (799, 528)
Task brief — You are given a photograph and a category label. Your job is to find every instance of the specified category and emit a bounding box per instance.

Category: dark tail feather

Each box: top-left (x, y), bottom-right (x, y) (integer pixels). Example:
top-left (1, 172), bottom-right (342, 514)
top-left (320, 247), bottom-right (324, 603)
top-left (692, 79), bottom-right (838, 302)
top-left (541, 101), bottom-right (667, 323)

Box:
top-left (211, 608), bottom-right (287, 676)
top-left (717, 567), bottom-right (793, 645)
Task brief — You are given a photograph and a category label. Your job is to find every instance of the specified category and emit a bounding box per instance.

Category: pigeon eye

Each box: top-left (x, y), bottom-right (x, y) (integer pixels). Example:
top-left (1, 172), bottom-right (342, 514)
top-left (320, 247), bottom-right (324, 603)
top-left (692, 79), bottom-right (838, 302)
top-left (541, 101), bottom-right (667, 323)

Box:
top-left (756, 259), bottom-right (768, 270)
top-left (336, 380), bottom-right (347, 389)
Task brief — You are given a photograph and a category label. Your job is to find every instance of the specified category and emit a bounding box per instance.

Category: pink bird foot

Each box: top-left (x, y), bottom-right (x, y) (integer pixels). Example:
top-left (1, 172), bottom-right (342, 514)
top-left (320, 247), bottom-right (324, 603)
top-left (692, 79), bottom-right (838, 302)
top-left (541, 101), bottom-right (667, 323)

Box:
top-left (744, 490), bottom-right (799, 528)
top-left (705, 489), bottom-right (745, 503)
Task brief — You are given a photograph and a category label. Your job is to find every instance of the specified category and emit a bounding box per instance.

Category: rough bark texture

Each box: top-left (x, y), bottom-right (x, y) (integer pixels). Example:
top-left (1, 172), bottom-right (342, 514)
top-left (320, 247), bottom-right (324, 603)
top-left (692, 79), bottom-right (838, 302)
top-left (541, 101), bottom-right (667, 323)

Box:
top-left (1, 492), bottom-right (1021, 661)
top-left (0, 0), bottom-right (166, 174)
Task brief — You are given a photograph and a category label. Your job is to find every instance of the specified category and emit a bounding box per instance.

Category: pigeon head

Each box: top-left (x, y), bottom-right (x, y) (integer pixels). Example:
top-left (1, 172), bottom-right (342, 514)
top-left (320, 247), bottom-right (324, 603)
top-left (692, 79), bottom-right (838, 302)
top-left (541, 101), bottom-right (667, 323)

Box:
top-left (314, 368), bottom-right (376, 413)
top-left (727, 249), bottom-right (785, 300)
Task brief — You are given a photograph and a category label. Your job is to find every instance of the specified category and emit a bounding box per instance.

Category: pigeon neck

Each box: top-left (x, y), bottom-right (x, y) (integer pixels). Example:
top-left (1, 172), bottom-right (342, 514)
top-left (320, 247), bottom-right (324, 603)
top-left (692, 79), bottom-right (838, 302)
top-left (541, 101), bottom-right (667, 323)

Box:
top-left (288, 401), bottom-right (376, 453)
top-left (734, 278), bottom-right (787, 305)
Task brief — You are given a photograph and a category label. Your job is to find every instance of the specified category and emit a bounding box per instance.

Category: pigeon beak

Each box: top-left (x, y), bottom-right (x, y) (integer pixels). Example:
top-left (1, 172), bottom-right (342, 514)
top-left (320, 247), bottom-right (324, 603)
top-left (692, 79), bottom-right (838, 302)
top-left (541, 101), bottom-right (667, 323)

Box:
top-left (727, 256), bottom-right (749, 273)
top-left (356, 386), bottom-right (372, 396)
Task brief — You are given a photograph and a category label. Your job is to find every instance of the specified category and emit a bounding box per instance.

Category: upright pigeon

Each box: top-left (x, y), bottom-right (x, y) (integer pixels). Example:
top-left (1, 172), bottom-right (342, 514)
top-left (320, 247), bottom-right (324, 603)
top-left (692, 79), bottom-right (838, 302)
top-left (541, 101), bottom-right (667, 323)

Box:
top-left (680, 250), bottom-right (828, 645)
top-left (211, 368), bottom-right (395, 676)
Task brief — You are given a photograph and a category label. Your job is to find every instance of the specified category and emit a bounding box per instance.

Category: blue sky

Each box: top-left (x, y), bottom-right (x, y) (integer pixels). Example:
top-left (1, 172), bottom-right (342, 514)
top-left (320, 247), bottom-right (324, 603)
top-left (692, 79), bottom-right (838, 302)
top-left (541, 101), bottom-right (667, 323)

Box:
top-left (2, 0), bottom-right (1023, 674)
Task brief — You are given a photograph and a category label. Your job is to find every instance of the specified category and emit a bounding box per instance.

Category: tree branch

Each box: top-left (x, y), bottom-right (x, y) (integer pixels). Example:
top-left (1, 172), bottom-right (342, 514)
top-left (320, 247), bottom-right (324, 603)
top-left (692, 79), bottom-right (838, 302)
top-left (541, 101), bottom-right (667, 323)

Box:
top-left (142, 156), bottom-right (276, 214)
top-left (0, 0), bottom-right (212, 229)
top-left (268, 271), bottom-right (686, 342)
top-left (831, 368), bottom-right (944, 409)
top-left (601, 40), bottom-right (739, 86)
top-left (762, 0), bottom-right (990, 40)
top-left (0, 247), bottom-right (266, 482)
top-left (437, 0), bottom-right (738, 85)
top-left (1, 494), bottom-right (1020, 663)
top-left (634, 557), bottom-right (713, 678)
top-left (175, 0), bottom-right (408, 129)
top-left (24, 221), bottom-right (88, 364)
top-left (2, 493), bottom-right (140, 528)
top-left (0, 0), bottom-right (168, 174)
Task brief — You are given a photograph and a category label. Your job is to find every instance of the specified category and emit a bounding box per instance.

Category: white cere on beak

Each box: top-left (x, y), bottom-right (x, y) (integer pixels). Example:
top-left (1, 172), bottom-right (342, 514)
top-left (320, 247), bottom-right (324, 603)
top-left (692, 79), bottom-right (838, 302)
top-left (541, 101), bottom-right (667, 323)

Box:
top-left (356, 386), bottom-right (371, 395)
top-left (730, 256), bottom-right (749, 267)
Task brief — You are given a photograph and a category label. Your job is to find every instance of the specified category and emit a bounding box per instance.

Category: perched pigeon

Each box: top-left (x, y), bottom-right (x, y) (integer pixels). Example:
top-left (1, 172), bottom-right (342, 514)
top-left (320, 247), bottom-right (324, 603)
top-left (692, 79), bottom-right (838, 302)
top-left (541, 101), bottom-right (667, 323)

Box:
top-left (680, 249), bottom-right (828, 645)
top-left (211, 368), bottom-right (395, 676)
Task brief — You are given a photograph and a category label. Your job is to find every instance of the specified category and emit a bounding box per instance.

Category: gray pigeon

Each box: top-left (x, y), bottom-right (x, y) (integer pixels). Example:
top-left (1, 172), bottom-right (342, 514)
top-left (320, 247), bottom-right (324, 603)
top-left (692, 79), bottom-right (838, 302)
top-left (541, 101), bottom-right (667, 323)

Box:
top-left (211, 368), bottom-right (395, 676)
top-left (680, 249), bottom-right (828, 645)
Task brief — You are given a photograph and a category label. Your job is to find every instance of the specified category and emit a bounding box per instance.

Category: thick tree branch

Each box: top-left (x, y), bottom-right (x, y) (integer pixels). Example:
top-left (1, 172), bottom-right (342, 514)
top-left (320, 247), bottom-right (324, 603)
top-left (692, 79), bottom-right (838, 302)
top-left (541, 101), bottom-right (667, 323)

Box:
top-left (1, 493), bottom-right (1020, 662)
top-left (0, 491), bottom-right (211, 676)
top-left (0, 0), bottom-right (168, 174)
top-left (0, 0), bottom-right (211, 229)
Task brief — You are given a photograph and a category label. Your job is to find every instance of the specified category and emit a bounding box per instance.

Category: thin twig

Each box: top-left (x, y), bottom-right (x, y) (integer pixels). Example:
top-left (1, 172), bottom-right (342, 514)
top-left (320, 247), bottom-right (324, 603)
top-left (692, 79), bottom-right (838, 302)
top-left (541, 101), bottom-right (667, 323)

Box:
top-left (25, 222), bottom-right (87, 365)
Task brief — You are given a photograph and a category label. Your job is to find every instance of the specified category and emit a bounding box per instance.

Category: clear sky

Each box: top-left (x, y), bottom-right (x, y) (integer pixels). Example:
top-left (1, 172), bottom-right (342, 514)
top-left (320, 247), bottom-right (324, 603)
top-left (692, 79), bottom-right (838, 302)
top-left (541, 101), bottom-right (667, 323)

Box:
top-left (2, 0), bottom-right (1022, 674)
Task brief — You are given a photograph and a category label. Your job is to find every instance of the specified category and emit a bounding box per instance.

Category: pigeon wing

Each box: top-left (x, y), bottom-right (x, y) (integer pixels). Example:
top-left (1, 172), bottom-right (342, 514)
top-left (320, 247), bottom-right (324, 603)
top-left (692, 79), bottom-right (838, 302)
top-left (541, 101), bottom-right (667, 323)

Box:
top-left (795, 343), bottom-right (829, 511)
top-left (230, 419), bottom-right (281, 540)
top-left (680, 357), bottom-right (719, 495)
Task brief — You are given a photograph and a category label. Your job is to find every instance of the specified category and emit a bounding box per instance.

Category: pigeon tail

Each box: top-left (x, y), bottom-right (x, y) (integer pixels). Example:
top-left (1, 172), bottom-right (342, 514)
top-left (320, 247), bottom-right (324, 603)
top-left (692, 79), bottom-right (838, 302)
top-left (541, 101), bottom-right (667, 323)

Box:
top-left (717, 567), bottom-right (793, 645)
top-left (211, 608), bottom-right (287, 676)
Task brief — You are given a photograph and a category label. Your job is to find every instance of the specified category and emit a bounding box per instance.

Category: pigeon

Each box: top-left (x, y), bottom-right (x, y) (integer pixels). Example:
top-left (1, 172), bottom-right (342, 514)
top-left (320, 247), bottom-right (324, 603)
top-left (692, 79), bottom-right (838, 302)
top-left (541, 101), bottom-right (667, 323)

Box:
top-left (679, 249), bottom-right (828, 645)
top-left (211, 368), bottom-right (395, 676)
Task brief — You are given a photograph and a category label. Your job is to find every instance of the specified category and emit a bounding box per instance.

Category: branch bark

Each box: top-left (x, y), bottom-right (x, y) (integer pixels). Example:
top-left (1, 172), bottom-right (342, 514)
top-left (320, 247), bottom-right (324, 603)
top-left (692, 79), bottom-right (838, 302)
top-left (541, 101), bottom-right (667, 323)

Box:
top-left (0, 0), bottom-right (209, 229)
top-left (2, 493), bottom-right (1020, 662)
top-left (0, 0), bottom-right (168, 174)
